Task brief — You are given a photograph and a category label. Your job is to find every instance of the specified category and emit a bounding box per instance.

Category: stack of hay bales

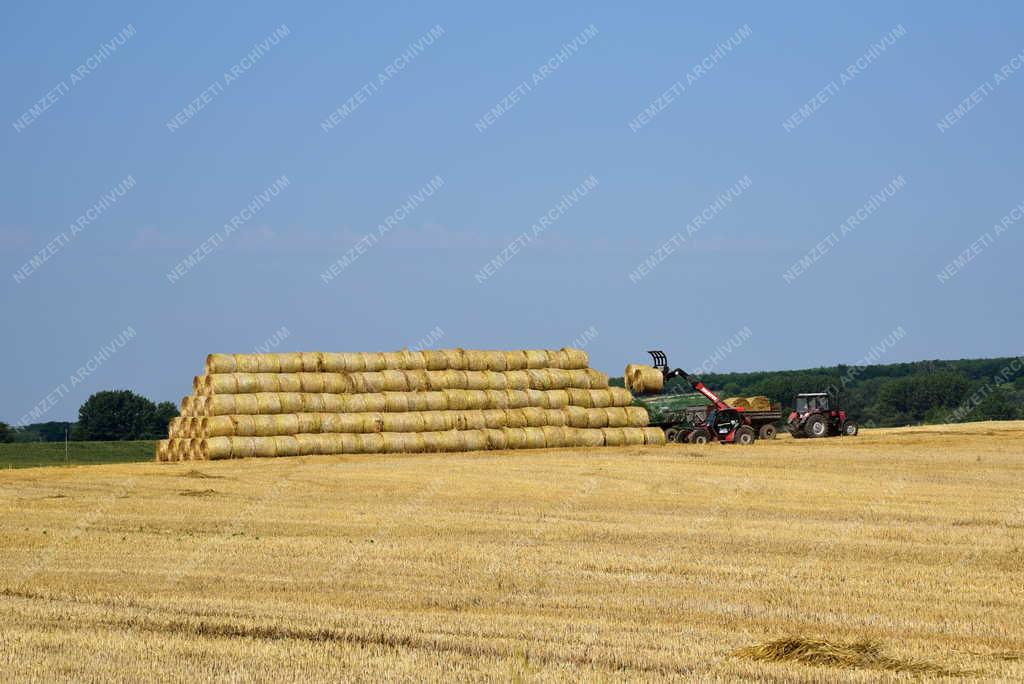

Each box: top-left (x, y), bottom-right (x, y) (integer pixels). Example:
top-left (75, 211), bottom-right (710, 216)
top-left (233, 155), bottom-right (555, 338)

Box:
top-left (724, 396), bottom-right (773, 411)
top-left (157, 348), bottom-right (665, 461)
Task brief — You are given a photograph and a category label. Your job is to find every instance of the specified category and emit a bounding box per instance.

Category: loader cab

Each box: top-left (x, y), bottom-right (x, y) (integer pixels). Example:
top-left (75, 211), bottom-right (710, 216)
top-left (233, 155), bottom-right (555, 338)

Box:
top-left (706, 407), bottom-right (743, 435)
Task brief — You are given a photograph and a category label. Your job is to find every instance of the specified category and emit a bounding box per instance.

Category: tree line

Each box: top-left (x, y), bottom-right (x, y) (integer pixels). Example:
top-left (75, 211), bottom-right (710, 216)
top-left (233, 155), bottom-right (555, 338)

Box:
top-left (1, 390), bottom-right (179, 443)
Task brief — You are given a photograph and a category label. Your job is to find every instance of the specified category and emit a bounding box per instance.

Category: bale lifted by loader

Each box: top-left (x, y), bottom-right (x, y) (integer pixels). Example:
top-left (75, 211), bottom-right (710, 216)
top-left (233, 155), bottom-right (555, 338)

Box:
top-left (638, 351), bottom-right (781, 445)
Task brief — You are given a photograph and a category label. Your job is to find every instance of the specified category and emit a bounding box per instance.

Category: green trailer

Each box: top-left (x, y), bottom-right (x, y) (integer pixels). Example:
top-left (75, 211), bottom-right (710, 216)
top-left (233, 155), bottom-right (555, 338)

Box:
top-left (634, 391), bottom-right (783, 442)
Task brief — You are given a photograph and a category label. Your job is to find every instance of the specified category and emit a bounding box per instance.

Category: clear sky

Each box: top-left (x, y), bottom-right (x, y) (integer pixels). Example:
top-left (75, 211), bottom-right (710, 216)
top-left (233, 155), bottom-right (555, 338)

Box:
top-left (3, 1), bottom-right (1022, 424)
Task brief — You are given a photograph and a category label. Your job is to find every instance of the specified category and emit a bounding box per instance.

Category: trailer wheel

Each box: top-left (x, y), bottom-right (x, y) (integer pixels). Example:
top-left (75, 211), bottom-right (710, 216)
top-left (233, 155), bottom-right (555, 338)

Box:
top-left (805, 415), bottom-right (827, 438)
top-left (673, 429), bottom-right (691, 444)
top-left (758, 424), bottom-right (777, 440)
top-left (842, 420), bottom-right (859, 436)
top-left (664, 427), bottom-right (680, 442)
top-left (736, 426), bottom-right (756, 445)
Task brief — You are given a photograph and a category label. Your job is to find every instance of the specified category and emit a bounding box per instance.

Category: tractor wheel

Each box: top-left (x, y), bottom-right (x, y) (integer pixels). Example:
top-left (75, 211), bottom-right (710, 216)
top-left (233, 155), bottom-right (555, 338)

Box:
top-left (758, 424), bottom-right (777, 440)
top-left (805, 415), bottom-right (828, 438)
top-left (735, 426), bottom-right (756, 445)
top-left (673, 429), bottom-right (691, 444)
top-left (689, 429), bottom-right (711, 445)
top-left (842, 420), bottom-right (859, 436)
top-left (664, 427), bottom-right (680, 443)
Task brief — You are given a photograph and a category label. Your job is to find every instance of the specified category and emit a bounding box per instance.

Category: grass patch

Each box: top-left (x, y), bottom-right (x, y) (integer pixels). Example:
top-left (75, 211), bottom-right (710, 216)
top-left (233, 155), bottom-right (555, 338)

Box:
top-left (0, 441), bottom-right (156, 469)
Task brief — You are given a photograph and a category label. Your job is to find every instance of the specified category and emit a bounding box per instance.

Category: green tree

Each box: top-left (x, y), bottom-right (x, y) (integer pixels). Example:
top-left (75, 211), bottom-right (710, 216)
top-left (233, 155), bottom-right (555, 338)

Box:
top-left (151, 401), bottom-right (180, 437)
top-left (0, 421), bottom-right (12, 443)
top-left (969, 388), bottom-right (1017, 421)
top-left (77, 390), bottom-right (159, 441)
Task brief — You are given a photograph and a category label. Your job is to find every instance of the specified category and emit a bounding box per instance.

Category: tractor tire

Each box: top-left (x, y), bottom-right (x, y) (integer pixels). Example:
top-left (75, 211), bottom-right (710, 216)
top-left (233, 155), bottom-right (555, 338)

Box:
top-left (688, 429), bottom-right (711, 445)
top-left (842, 420), bottom-right (859, 436)
top-left (758, 424), bottom-right (777, 440)
top-left (735, 426), bottom-right (756, 445)
top-left (805, 415), bottom-right (828, 438)
top-left (664, 427), bottom-right (680, 443)
top-left (673, 429), bottom-right (691, 444)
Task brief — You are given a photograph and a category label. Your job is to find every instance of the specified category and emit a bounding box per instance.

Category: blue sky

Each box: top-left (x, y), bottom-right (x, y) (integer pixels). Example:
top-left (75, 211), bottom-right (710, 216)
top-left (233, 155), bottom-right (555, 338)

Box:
top-left (3, 1), bottom-right (1022, 424)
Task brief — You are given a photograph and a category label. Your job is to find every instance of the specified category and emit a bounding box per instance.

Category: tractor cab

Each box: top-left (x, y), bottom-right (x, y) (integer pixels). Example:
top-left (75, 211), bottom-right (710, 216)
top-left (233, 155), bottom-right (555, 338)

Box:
top-left (706, 408), bottom-right (743, 436)
top-left (795, 392), bottom-right (831, 414)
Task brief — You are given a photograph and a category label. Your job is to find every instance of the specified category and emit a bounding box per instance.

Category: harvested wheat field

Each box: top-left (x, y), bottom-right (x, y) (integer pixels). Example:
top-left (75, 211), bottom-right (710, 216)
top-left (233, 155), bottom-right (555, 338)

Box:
top-left (1, 421), bottom-right (1023, 681)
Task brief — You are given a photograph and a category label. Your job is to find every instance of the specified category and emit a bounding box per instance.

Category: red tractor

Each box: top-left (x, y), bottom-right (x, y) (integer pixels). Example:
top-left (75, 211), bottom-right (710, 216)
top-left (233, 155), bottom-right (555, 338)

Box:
top-left (787, 391), bottom-right (859, 438)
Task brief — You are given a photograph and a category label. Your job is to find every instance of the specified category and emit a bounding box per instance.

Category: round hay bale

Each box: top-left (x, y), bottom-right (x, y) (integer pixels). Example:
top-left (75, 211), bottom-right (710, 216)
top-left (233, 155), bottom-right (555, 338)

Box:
top-left (357, 433), bottom-right (385, 454)
top-left (381, 370), bottom-right (410, 392)
top-left (421, 411), bottom-right (451, 431)
top-left (523, 427), bottom-right (546, 449)
top-left (562, 406), bottom-right (588, 428)
top-left (320, 374), bottom-right (351, 393)
top-left (206, 354), bottom-right (235, 374)
top-left (456, 410), bottom-right (487, 431)
top-left (527, 369), bottom-right (553, 390)
top-left (725, 397), bottom-right (750, 409)
top-left (384, 412), bottom-right (421, 432)
top-left (294, 434), bottom-right (320, 455)
top-left (251, 437), bottom-right (276, 458)
top-left (235, 374), bottom-right (264, 393)
top-left (234, 355), bottom-right (262, 373)
top-left (298, 373), bottom-right (325, 393)
top-left (399, 349), bottom-right (427, 370)
top-left (199, 417), bottom-right (214, 438)
top-left (320, 353), bottom-right (345, 372)
top-left (384, 392), bottom-right (410, 413)
top-left (608, 387), bottom-right (634, 407)
top-left (354, 352), bottom-right (381, 372)
top-left (541, 409), bottom-right (566, 427)
top-left (422, 350), bottom-right (448, 370)
top-left (541, 425), bottom-right (569, 447)
top-left (181, 396), bottom-right (192, 416)
top-left (480, 372), bottom-right (506, 391)
top-left (601, 427), bottom-right (627, 447)
top-left (380, 351), bottom-right (403, 369)
top-left (295, 413), bottom-right (322, 433)
top-left (483, 352), bottom-right (507, 372)
top-left (255, 394), bottom-right (281, 415)
top-left (404, 369), bottom-right (431, 392)
top-left (300, 352), bottom-right (324, 372)
top-left (277, 352), bottom-right (303, 373)
top-left (232, 395), bottom-right (258, 414)
top-left (231, 413), bottom-right (256, 436)
top-left (464, 350), bottom-right (490, 371)
top-left (464, 371), bottom-right (489, 391)
top-left (502, 428), bottom-right (529, 449)
top-left (603, 407), bottom-right (628, 428)
top-left (442, 348), bottom-right (466, 370)
top-left (272, 436), bottom-right (299, 457)
top-left (585, 368), bottom-right (609, 389)
top-left (207, 375), bottom-right (238, 394)
top-left (625, 364), bottom-right (664, 394)
top-left (484, 389), bottom-right (509, 409)
top-left (300, 394), bottom-right (327, 412)
top-left (524, 350), bottom-right (548, 369)
top-left (565, 388), bottom-right (593, 408)
top-left (501, 390), bottom-right (527, 408)
top-left (545, 369), bottom-right (571, 389)
top-left (577, 429), bottom-right (606, 447)
top-left (405, 392), bottom-right (431, 411)
top-left (561, 347), bottom-right (589, 369)
top-left (586, 409), bottom-right (610, 429)
top-left (621, 428), bottom-right (647, 446)
top-left (279, 394), bottom-right (303, 413)
top-left (232, 437), bottom-right (257, 458)
top-left (503, 371), bottom-right (530, 390)
top-left (461, 430), bottom-right (488, 451)
top-left (544, 390), bottom-right (570, 409)
top-left (481, 409), bottom-right (506, 429)
top-left (623, 406), bottom-right (649, 427)
top-left (642, 427), bottom-right (666, 445)
top-left (520, 406), bottom-right (546, 427)
top-left (484, 428), bottom-right (507, 450)
top-left (272, 414), bottom-right (298, 436)
top-left (523, 389), bottom-right (548, 408)
top-left (364, 413), bottom-right (385, 433)
top-left (444, 389), bottom-right (468, 410)
top-left (320, 413), bottom-right (350, 433)
top-left (207, 395), bottom-right (233, 416)
top-left (192, 376), bottom-right (205, 394)
top-left (438, 430), bottom-right (467, 452)
top-left (249, 416), bottom-right (273, 437)
top-left (167, 417), bottom-right (182, 437)
top-left (503, 350), bottom-right (528, 370)
top-left (503, 408), bottom-right (527, 428)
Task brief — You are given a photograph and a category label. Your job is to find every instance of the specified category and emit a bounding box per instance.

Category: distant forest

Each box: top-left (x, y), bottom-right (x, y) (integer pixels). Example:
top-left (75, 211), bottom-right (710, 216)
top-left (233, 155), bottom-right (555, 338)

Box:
top-left (613, 356), bottom-right (1024, 428)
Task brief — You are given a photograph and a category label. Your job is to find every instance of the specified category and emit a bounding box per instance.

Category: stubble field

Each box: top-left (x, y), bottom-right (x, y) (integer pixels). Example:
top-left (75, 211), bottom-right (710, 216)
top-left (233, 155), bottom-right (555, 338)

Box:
top-left (1, 421), bottom-right (1022, 681)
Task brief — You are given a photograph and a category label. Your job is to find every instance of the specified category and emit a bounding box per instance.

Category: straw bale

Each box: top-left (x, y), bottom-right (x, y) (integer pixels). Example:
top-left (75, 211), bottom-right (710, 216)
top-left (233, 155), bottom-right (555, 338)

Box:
top-left (625, 364), bottom-right (664, 394)
top-left (272, 374), bottom-right (300, 392)
top-left (403, 369), bottom-right (431, 392)
top-left (565, 388), bottom-right (594, 408)
top-left (520, 406), bottom-right (546, 427)
top-left (601, 427), bottom-right (627, 447)
top-left (254, 394), bottom-right (280, 415)
top-left (181, 396), bottom-right (192, 416)
top-left (272, 436), bottom-right (299, 457)
top-left (523, 427), bottom-right (547, 449)
top-left (206, 354), bottom-right (236, 374)
top-left (586, 409), bottom-right (610, 429)
top-left (541, 409), bottom-right (566, 427)
top-left (484, 428), bottom-right (507, 450)
top-left (504, 390), bottom-right (529, 409)
top-left (725, 397), bottom-right (751, 409)
top-left (300, 394), bottom-right (327, 412)
top-left (384, 392), bottom-right (410, 413)
top-left (541, 425), bottom-right (569, 447)
top-left (622, 427), bottom-right (647, 446)
top-left (381, 370), bottom-right (410, 392)
top-left (503, 408), bottom-right (527, 428)
top-left (278, 394), bottom-right (303, 413)
top-left (542, 390), bottom-right (569, 408)
top-left (296, 373), bottom-right (324, 393)
top-left (383, 412), bottom-right (422, 432)
top-left (502, 428), bottom-right (529, 449)
top-left (746, 395), bottom-right (772, 411)
top-left (421, 411), bottom-right (452, 431)
top-left (481, 409), bottom-right (506, 429)
top-left (252, 437), bottom-right (276, 458)
top-left (461, 430), bottom-right (488, 451)
top-left (295, 414), bottom-right (321, 433)
top-left (561, 347), bottom-right (589, 369)
top-left (440, 348), bottom-right (466, 370)
top-left (527, 369), bottom-right (554, 390)
top-left (576, 429), bottom-right (606, 448)
top-left (455, 410), bottom-right (487, 431)
top-left (422, 350), bottom-right (447, 370)
top-left (356, 432), bottom-right (384, 453)
top-left (202, 416), bottom-right (230, 437)
top-left (233, 437), bottom-right (257, 458)
top-left (298, 352), bottom-right (323, 372)
top-left (463, 350), bottom-right (489, 371)
top-left (504, 350), bottom-right (528, 370)
top-left (278, 352), bottom-right (303, 373)
top-left (608, 387), bottom-right (634, 406)
top-left (585, 368), bottom-right (609, 389)
top-left (642, 427), bottom-right (666, 445)
top-left (562, 406), bottom-right (588, 428)
top-left (294, 434), bottom-right (320, 455)
top-left (233, 355), bottom-right (261, 373)
top-left (379, 351), bottom-right (403, 369)
top-left (400, 348), bottom-right (428, 370)
top-left (524, 350), bottom-right (548, 369)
